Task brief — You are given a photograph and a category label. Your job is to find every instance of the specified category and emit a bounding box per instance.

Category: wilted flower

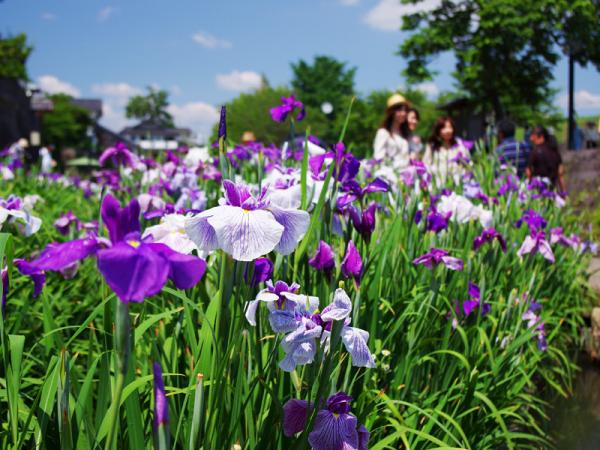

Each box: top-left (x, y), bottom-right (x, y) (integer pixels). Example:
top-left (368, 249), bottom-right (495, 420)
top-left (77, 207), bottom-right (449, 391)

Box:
top-left (185, 180), bottom-right (310, 261)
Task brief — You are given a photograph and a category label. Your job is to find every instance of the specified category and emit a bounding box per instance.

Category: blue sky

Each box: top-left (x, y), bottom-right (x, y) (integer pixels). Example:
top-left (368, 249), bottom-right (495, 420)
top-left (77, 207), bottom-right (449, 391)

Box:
top-left (2, 0), bottom-right (599, 140)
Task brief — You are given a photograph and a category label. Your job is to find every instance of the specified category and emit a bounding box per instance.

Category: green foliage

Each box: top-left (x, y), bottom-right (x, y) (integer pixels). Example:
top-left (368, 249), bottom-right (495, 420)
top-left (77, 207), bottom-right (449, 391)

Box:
top-left (125, 87), bottom-right (174, 126)
top-left (399, 0), bottom-right (600, 124)
top-left (41, 94), bottom-right (92, 151)
top-left (0, 33), bottom-right (33, 80)
top-left (291, 55), bottom-right (356, 142)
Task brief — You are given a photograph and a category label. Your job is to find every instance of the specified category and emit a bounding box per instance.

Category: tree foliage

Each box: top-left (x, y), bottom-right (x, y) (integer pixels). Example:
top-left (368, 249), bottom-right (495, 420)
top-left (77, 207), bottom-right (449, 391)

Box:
top-left (291, 55), bottom-right (357, 142)
top-left (125, 87), bottom-right (174, 126)
top-left (399, 0), bottom-right (600, 123)
top-left (0, 33), bottom-right (33, 80)
top-left (41, 94), bottom-right (92, 150)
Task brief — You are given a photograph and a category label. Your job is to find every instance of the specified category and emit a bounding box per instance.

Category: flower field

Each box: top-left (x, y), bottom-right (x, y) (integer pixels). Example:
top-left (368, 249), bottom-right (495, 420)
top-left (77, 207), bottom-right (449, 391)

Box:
top-left (0, 104), bottom-right (596, 449)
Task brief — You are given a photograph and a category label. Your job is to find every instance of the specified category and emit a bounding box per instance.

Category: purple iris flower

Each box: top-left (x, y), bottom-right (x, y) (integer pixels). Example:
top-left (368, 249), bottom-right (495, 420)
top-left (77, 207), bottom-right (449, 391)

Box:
top-left (514, 209), bottom-right (547, 232)
top-left (97, 195), bottom-right (206, 303)
top-left (218, 105), bottom-right (227, 138)
top-left (54, 211), bottom-right (81, 236)
top-left (185, 180), bottom-right (310, 261)
top-left (413, 248), bottom-right (464, 271)
top-left (17, 195), bottom-right (206, 302)
top-left (517, 230), bottom-right (554, 263)
top-left (473, 228), bottom-right (507, 252)
top-left (1, 268), bottom-right (8, 314)
top-left (308, 240), bottom-right (336, 276)
top-left (251, 257), bottom-right (273, 286)
top-left (270, 95), bottom-right (305, 123)
top-left (283, 392), bottom-right (369, 450)
top-left (522, 303), bottom-right (547, 351)
top-left (99, 142), bottom-right (136, 168)
top-left (456, 282), bottom-right (491, 318)
top-left (347, 203), bottom-right (378, 240)
top-left (341, 240), bottom-right (363, 284)
top-left (426, 210), bottom-right (451, 233)
top-left (153, 362), bottom-right (169, 429)
top-left (549, 227), bottom-right (575, 248)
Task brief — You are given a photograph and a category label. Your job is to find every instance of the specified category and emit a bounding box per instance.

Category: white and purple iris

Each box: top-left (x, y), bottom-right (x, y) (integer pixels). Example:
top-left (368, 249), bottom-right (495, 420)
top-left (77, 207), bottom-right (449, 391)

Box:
top-left (185, 180), bottom-right (310, 261)
top-left (283, 392), bottom-right (369, 450)
top-left (246, 284), bottom-right (375, 371)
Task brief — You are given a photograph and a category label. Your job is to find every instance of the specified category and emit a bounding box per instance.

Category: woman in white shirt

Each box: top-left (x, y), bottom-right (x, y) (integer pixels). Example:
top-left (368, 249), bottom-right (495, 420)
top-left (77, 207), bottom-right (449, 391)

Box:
top-left (423, 116), bottom-right (469, 184)
top-left (373, 94), bottom-right (411, 170)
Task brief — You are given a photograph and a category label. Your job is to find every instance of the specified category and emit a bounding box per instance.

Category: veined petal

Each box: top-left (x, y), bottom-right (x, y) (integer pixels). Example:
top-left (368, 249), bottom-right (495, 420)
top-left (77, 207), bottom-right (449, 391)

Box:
top-left (207, 206), bottom-right (284, 261)
top-left (308, 411), bottom-right (359, 450)
top-left (185, 208), bottom-right (221, 254)
top-left (283, 399), bottom-right (310, 437)
top-left (321, 288), bottom-right (352, 322)
top-left (269, 206), bottom-right (310, 255)
top-left (341, 326), bottom-right (376, 368)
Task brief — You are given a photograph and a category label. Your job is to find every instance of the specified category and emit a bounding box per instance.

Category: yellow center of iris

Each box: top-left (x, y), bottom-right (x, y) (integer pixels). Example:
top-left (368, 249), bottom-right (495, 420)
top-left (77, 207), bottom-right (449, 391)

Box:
top-left (127, 240), bottom-right (141, 248)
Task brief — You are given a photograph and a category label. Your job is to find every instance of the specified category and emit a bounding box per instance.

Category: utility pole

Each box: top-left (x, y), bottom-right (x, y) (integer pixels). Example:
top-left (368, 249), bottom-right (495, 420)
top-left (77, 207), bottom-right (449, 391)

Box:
top-left (567, 52), bottom-right (575, 150)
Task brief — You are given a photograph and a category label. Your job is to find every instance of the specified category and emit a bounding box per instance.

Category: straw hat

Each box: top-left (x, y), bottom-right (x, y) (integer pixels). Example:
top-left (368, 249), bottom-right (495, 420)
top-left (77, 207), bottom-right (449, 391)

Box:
top-left (241, 131), bottom-right (256, 143)
top-left (386, 93), bottom-right (410, 109)
top-left (18, 138), bottom-right (29, 148)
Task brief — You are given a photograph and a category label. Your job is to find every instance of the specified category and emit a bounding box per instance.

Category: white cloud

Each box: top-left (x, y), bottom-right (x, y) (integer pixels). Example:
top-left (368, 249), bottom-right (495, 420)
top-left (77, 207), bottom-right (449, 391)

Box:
top-left (558, 90), bottom-right (600, 110)
top-left (37, 75), bottom-right (81, 97)
top-left (99, 104), bottom-right (135, 132)
top-left (339, 0), bottom-right (360, 5)
top-left (216, 70), bottom-right (262, 92)
top-left (91, 82), bottom-right (142, 106)
top-left (416, 81), bottom-right (439, 98)
top-left (364, 0), bottom-right (441, 32)
top-left (170, 85), bottom-right (182, 96)
top-left (98, 6), bottom-right (116, 22)
top-left (41, 12), bottom-right (57, 21)
top-left (192, 31), bottom-right (232, 49)
top-left (168, 102), bottom-right (219, 141)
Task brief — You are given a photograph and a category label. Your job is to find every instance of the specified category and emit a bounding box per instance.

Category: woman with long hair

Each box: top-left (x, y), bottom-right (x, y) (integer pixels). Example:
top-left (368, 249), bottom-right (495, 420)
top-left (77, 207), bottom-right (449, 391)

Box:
top-left (407, 107), bottom-right (423, 156)
top-left (423, 116), bottom-right (469, 181)
top-left (526, 125), bottom-right (566, 192)
top-left (373, 94), bottom-right (411, 169)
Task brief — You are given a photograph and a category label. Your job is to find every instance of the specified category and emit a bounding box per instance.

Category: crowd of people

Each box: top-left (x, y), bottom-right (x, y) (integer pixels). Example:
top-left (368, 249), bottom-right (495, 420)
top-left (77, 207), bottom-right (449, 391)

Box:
top-left (372, 93), bottom-right (570, 192)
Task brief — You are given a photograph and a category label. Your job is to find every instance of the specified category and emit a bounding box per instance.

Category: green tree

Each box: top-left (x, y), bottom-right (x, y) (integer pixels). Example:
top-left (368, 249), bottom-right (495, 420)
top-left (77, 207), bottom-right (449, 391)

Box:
top-left (125, 87), bottom-right (174, 126)
top-left (291, 55), bottom-right (357, 142)
top-left (399, 0), bottom-right (600, 123)
top-left (210, 86), bottom-right (329, 145)
top-left (42, 94), bottom-right (92, 150)
top-left (0, 33), bottom-right (33, 80)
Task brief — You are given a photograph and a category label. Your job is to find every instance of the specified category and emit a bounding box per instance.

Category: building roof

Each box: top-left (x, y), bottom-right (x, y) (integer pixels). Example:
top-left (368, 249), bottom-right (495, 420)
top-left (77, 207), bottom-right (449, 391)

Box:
top-left (71, 99), bottom-right (103, 117)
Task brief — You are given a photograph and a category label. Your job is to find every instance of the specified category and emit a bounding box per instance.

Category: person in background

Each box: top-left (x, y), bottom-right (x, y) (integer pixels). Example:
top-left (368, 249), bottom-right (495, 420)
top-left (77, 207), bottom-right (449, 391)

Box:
top-left (583, 121), bottom-right (599, 148)
top-left (495, 119), bottom-right (530, 177)
top-left (373, 94), bottom-right (410, 169)
top-left (526, 125), bottom-right (566, 192)
top-left (423, 116), bottom-right (470, 180)
top-left (39, 145), bottom-right (56, 173)
top-left (407, 107), bottom-right (423, 157)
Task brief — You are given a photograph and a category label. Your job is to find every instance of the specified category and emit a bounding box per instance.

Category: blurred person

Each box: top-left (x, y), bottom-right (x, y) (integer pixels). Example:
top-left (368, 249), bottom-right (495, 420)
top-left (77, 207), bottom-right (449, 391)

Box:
top-left (495, 119), bottom-right (530, 177)
top-left (39, 145), bottom-right (56, 173)
top-left (373, 93), bottom-right (410, 169)
top-left (583, 121), bottom-right (599, 148)
top-left (526, 125), bottom-right (566, 192)
top-left (423, 116), bottom-right (470, 174)
top-left (241, 131), bottom-right (256, 144)
top-left (407, 107), bottom-right (423, 156)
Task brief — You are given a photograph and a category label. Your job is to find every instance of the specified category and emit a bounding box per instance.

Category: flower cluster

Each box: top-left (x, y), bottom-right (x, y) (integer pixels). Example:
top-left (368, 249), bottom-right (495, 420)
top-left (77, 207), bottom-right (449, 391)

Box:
top-left (246, 285), bottom-right (375, 371)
